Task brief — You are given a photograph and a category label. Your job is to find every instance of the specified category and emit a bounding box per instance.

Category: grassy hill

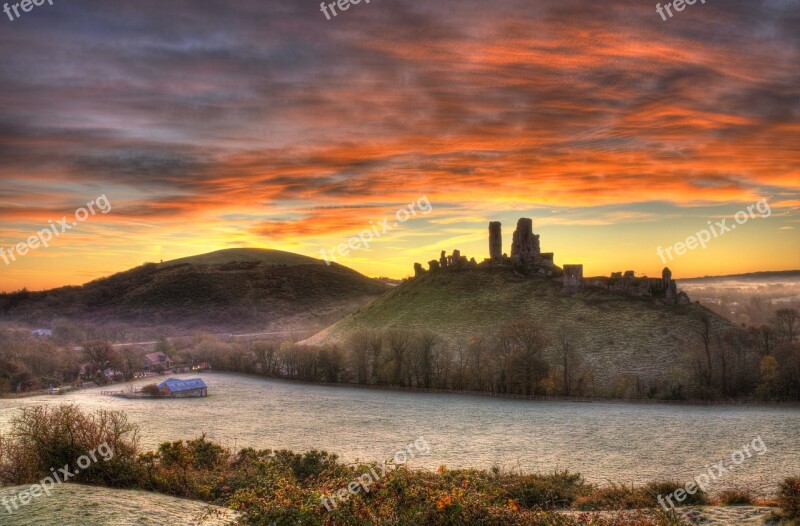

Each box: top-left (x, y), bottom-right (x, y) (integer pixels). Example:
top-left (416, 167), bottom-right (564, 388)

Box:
top-left (0, 249), bottom-right (386, 333)
top-left (161, 248), bottom-right (319, 267)
top-left (304, 267), bottom-right (732, 390)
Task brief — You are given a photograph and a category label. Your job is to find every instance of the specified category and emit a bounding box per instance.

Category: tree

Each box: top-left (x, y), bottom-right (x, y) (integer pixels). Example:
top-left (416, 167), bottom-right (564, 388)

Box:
top-left (466, 335), bottom-right (491, 392)
top-left (414, 331), bottom-right (439, 388)
top-left (775, 342), bottom-right (800, 401)
top-left (554, 326), bottom-right (584, 396)
top-left (348, 330), bottom-right (373, 385)
top-left (82, 340), bottom-right (122, 372)
top-left (452, 342), bottom-right (468, 391)
top-left (386, 330), bottom-right (410, 386)
top-left (757, 356), bottom-right (780, 400)
top-left (369, 331), bottom-right (383, 385)
top-left (715, 327), bottom-right (759, 398)
top-left (253, 342), bottom-right (278, 376)
top-left (501, 319), bottom-right (550, 396)
top-left (119, 348), bottom-right (140, 380)
top-left (752, 325), bottom-right (776, 356)
top-left (695, 315), bottom-right (715, 394)
top-left (775, 308), bottom-right (799, 344)
top-left (317, 347), bottom-right (343, 383)
top-left (155, 336), bottom-right (173, 356)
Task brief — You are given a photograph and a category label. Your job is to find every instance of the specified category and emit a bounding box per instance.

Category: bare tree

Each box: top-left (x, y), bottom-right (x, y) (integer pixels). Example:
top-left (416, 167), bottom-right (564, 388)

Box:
top-left (452, 342), bottom-right (468, 391)
top-left (493, 329), bottom-right (516, 394)
top-left (554, 326), bottom-right (584, 396)
top-left (348, 330), bottom-right (372, 384)
top-left (369, 331), bottom-right (383, 385)
top-left (775, 308), bottom-right (799, 343)
top-left (697, 315), bottom-right (714, 390)
top-left (432, 344), bottom-right (451, 389)
top-left (386, 330), bottom-right (410, 386)
top-left (83, 340), bottom-right (122, 372)
top-left (253, 341), bottom-right (278, 375)
top-left (466, 335), bottom-right (492, 392)
top-left (501, 319), bottom-right (550, 396)
top-left (415, 330), bottom-right (439, 388)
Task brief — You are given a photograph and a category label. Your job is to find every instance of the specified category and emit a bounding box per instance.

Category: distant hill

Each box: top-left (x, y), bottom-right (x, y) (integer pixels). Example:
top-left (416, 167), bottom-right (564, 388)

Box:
top-left (303, 267), bottom-right (732, 389)
top-left (0, 249), bottom-right (386, 333)
top-left (678, 270), bottom-right (800, 283)
top-left (675, 270), bottom-right (799, 326)
top-left (161, 248), bottom-right (320, 268)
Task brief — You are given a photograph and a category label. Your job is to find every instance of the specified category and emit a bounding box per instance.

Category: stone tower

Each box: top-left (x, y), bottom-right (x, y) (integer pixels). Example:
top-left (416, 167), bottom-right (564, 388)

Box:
top-left (489, 221), bottom-right (502, 260)
top-left (662, 267), bottom-right (672, 291)
top-left (510, 218), bottom-right (540, 264)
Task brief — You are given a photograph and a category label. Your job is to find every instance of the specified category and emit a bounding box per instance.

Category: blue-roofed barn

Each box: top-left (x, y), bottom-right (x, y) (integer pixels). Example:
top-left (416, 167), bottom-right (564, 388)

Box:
top-left (157, 378), bottom-right (208, 398)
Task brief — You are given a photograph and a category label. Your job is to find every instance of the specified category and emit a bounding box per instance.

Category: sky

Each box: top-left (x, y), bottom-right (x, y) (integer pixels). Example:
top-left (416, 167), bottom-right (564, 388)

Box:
top-left (0, 0), bottom-right (798, 291)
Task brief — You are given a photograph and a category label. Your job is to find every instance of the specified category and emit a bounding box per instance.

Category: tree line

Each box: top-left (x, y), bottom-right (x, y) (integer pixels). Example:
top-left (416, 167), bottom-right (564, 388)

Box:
top-left (182, 308), bottom-right (800, 402)
top-left (1, 308), bottom-right (799, 401)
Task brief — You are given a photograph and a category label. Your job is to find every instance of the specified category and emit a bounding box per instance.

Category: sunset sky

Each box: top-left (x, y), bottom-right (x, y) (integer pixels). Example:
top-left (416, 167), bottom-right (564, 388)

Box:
top-left (0, 0), bottom-right (798, 291)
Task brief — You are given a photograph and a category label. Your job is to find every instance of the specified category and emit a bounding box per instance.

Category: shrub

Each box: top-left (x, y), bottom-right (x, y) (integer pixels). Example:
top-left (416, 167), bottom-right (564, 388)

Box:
top-left (140, 383), bottom-right (163, 396)
top-left (575, 481), bottom-right (707, 511)
top-left (5, 404), bottom-right (140, 487)
top-left (641, 481), bottom-right (708, 507)
top-left (575, 483), bottom-right (645, 510)
top-left (718, 488), bottom-right (754, 506)
top-left (506, 470), bottom-right (585, 509)
top-left (270, 449), bottom-right (340, 482)
top-left (779, 477), bottom-right (800, 518)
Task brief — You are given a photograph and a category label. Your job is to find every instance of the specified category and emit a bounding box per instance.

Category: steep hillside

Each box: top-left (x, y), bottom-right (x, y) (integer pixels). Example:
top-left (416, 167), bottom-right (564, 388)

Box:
top-left (0, 249), bottom-right (385, 333)
top-left (304, 267), bottom-right (732, 389)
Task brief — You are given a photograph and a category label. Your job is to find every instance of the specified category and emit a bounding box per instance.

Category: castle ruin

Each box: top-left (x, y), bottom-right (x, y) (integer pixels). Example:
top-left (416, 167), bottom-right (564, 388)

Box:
top-left (413, 218), bottom-right (690, 305)
top-left (488, 221), bottom-right (503, 261)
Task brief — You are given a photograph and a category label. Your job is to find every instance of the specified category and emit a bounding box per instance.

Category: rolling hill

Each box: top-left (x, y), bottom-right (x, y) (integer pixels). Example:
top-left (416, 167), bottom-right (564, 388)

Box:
top-left (303, 267), bottom-right (733, 390)
top-left (0, 249), bottom-right (386, 333)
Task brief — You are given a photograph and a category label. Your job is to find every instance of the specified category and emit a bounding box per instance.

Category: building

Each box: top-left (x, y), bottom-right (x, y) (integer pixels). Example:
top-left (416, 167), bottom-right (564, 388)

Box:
top-left (144, 351), bottom-right (173, 372)
top-left (157, 378), bottom-right (208, 397)
top-left (413, 218), bottom-right (690, 304)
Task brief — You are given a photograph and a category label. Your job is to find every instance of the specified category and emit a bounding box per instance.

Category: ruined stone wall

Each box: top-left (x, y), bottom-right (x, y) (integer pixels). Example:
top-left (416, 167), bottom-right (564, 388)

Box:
top-left (562, 264), bottom-right (584, 293)
top-left (489, 221), bottom-right (502, 261)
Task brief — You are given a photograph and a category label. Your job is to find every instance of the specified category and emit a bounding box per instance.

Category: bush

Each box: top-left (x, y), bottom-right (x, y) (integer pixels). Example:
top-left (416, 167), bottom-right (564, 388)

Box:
top-left (506, 470), bottom-right (585, 509)
top-left (3, 404), bottom-right (140, 487)
top-left (574, 481), bottom-right (707, 511)
top-left (641, 481), bottom-right (708, 507)
top-left (779, 477), bottom-right (800, 518)
top-left (575, 483), bottom-right (644, 510)
top-left (140, 383), bottom-right (163, 396)
top-left (718, 488), bottom-right (754, 506)
top-left (270, 449), bottom-right (339, 481)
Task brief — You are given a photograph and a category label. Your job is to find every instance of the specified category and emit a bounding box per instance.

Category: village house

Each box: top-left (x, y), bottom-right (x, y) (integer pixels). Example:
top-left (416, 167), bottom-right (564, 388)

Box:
top-left (144, 351), bottom-right (173, 372)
